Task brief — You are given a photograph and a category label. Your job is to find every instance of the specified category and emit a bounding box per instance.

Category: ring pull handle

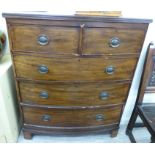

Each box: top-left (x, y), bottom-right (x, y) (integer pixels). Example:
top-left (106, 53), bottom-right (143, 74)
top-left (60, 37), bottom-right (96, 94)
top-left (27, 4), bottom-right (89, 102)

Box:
top-left (38, 65), bottom-right (49, 74)
top-left (96, 114), bottom-right (104, 121)
top-left (39, 91), bottom-right (49, 99)
top-left (110, 37), bottom-right (120, 48)
top-left (41, 115), bottom-right (51, 122)
top-left (105, 66), bottom-right (115, 74)
top-left (100, 91), bottom-right (109, 100)
top-left (37, 34), bottom-right (49, 46)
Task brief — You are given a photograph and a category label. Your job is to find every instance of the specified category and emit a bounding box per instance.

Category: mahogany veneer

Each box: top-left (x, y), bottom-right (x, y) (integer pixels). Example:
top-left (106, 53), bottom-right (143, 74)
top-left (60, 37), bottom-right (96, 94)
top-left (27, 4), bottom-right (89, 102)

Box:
top-left (3, 12), bottom-right (152, 139)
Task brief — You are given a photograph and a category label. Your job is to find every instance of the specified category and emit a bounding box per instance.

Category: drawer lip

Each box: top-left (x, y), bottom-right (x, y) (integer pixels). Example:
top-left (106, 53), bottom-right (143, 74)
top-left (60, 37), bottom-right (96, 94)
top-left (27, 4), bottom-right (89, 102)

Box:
top-left (17, 78), bottom-right (132, 82)
top-left (21, 102), bottom-right (124, 109)
top-left (23, 123), bottom-right (119, 136)
top-left (23, 122), bottom-right (119, 130)
top-left (12, 51), bottom-right (141, 58)
top-left (17, 77), bottom-right (132, 83)
top-left (12, 50), bottom-right (141, 56)
top-left (20, 102), bottom-right (124, 110)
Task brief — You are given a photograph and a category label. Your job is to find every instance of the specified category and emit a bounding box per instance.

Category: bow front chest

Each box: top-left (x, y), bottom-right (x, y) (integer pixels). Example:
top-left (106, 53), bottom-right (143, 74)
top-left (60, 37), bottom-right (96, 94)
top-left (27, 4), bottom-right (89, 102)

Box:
top-left (3, 12), bottom-right (152, 139)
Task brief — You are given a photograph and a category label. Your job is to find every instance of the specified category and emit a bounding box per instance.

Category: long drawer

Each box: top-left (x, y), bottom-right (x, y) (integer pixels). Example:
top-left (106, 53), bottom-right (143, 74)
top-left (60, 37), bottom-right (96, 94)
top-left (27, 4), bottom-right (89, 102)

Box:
top-left (13, 55), bottom-right (138, 81)
top-left (19, 81), bottom-right (130, 106)
top-left (22, 105), bottom-right (122, 127)
top-left (10, 25), bottom-right (145, 55)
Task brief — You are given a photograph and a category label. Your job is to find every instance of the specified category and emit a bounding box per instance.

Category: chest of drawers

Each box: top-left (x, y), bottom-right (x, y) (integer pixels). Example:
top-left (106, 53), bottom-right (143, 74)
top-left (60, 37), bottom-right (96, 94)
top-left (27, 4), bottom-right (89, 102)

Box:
top-left (3, 12), bottom-right (152, 139)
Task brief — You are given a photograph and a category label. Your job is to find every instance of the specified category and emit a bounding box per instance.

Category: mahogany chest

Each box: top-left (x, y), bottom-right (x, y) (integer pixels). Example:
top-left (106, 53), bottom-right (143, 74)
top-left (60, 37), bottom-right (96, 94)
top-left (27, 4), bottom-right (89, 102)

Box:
top-left (3, 12), bottom-right (152, 139)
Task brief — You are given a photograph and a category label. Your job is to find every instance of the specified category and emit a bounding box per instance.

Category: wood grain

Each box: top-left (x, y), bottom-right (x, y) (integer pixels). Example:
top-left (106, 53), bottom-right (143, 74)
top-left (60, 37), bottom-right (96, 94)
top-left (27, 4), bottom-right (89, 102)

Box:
top-left (3, 12), bottom-right (151, 138)
top-left (22, 105), bottom-right (122, 127)
top-left (10, 24), bottom-right (145, 55)
top-left (13, 55), bottom-right (138, 81)
top-left (83, 28), bottom-right (145, 54)
top-left (3, 12), bottom-right (152, 23)
top-left (10, 25), bottom-right (79, 53)
top-left (19, 81), bottom-right (130, 106)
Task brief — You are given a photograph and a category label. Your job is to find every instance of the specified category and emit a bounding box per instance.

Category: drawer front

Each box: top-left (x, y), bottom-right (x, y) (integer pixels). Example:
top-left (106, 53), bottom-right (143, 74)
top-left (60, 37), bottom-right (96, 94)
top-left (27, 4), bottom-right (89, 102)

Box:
top-left (22, 105), bottom-right (122, 127)
top-left (19, 81), bottom-right (130, 106)
top-left (14, 55), bottom-right (138, 81)
top-left (82, 28), bottom-right (145, 54)
top-left (9, 25), bottom-right (145, 55)
top-left (10, 25), bottom-right (79, 53)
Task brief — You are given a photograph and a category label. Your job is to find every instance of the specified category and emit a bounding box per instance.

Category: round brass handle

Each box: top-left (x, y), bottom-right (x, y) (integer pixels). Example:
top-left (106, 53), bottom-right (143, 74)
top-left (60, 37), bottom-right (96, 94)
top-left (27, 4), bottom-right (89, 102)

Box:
top-left (38, 65), bottom-right (49, 74)
top-left (110, 37), bottom-right (120, 48)
top-left (96, 114), bottom-right (104, 121)
top-left (37, 34), bottom-right (49, 46)
top-left (105, 66), bottom-right (115, 74)
top-left (39, 91), bottom-right (49, 99)
top-left (100, 91), bottom-right (109, 100)
top-left (41, 115), bottom-right (51, 122)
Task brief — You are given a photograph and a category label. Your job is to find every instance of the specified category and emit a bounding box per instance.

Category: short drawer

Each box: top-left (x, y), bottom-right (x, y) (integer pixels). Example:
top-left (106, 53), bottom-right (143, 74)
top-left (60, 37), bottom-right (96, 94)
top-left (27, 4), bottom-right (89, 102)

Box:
top-left (82, 28), bottom-right (145, 54)
top-left (13, 55), bottom-right (138, 81)
top-left (22, 105), bottom-right (122, 127)
top-left (10, 25), bottom-right (79, 54)
top-left (19, 81), bottom-right (130, 106)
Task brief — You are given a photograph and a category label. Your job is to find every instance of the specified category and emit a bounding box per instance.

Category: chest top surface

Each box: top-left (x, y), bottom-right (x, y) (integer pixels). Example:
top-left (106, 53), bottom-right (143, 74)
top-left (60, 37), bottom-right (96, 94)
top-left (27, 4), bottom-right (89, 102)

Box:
top-left (2, 12), bottom-right (153, 23)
